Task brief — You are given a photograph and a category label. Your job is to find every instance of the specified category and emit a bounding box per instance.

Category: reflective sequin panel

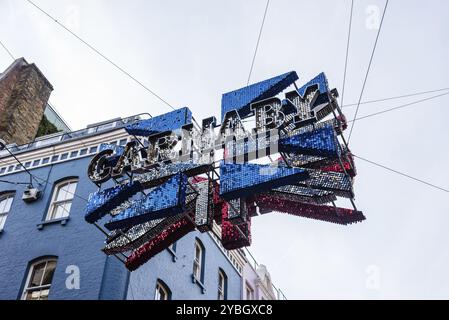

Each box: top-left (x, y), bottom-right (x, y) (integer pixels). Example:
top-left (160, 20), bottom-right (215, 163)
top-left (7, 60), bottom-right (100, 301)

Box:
top-left (220, 162), bottom-right (309, 200)
top-left (104, 173), bottom-right (188, 231)
top-left (279, 124), bottom-right (340, 158)
top-left (221, 71), bottom-right (298, 120)
top-left (268, 185), bottom-right (337, 205)
top-left (125, 214), bottom-right (196, 271)
top-left (125, 107), bottom-right (192, 137)
top-left (221, 201), bottom-right (252, 250)
top-left (256, 194), bottom-right (365, 225)
top-left (85, 181), bottom-right (142, 223)
top-left (191, 178), bottom-right (214, 233)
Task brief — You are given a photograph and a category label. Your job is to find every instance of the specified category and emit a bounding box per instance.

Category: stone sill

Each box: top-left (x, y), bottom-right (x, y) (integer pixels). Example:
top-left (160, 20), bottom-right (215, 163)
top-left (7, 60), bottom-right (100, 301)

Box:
top-left (167, 247), bottom-right (178, 262)
top-left (192, 274), bottom-right (206, 294)
top-left (37, 217), bottom-right (70, 230)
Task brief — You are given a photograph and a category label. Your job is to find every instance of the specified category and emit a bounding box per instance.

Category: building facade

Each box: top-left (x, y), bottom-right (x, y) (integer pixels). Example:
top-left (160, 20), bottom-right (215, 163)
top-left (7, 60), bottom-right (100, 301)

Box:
top-left (243, 262), bottom-right (285, 300)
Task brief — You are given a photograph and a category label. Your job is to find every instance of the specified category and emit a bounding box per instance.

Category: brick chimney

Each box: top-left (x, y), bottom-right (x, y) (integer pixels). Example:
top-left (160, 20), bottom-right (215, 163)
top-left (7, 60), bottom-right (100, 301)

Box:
top-left (0, 58), bottom-right (53, 145)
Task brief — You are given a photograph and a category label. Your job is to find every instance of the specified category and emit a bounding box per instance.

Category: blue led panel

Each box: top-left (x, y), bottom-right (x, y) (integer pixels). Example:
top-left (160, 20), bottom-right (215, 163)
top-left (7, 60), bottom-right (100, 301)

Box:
top-left (85, 181), bottom-right (142, 223)
top-left (297, 72), bottom-right (329, 96)
top-left (221, 71), bottom-right (298, 120)
top-left (296, 72), bottom-right (331, 110)
top-left (105, 173), bottom-right (188, 231)
top-left (134, 160), bottom-right (212, 188)
top-left (125, 107), bottom-right (192, 137)
top-left (279, 124), bottom-right (340, 158)
top-left (219, 162), bottom-right (309, 200)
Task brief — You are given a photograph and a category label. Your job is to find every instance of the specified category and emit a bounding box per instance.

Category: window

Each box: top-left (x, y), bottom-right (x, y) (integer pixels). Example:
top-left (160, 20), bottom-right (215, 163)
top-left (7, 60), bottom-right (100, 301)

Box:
top-left (246, 283), bottom-right (255, 300)
top-left (22, 258), bottom-right (57, 300)
top-left (42, 157), bottom-right (50, 165)
top-left (51, 155), bottom-right (59, 163)
top-left (89, 146), bottom-right (98, 154)
top-left (154, 280), bottom-right (171, 300)
top-left (218, 269), bottom-right (227, 300)
top-left (0, 192), bottom-right (14, 231)
top-left (60, 153), bottom-right (68, 160)
top-left (79, 149), bottom-right (88, 156)
top-left (32, 159), bottom-right (40, 167)
top-left (193, 239), bottom-right (205, 283)
top-left (70, 151), bottom-right (78, 158)
top-left (46, 179), bottom-right (78, 221)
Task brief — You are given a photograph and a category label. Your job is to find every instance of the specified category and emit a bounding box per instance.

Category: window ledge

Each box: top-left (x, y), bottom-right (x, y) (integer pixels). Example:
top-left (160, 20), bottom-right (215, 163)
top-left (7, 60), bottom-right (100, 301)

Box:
top-left (192, 274), bottom-right (206, 294)
top-left (167, 247), bottom-right (177, 262)
top-left (37, 217), bottom-right (70, 230)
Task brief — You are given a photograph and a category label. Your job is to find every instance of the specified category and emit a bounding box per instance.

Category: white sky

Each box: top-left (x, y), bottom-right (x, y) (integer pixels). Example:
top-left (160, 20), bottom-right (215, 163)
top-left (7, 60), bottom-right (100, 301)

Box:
top-left (1, 0), bottom-right (449, 299)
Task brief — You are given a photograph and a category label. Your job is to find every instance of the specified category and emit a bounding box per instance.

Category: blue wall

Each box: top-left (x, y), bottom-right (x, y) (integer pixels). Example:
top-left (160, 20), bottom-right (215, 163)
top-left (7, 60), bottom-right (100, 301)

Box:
top-left (127, 231), bottom-right (242, 300)
top-left (0, 155), bottom-right (242, 300)
top-left (0, 157), bottom-right (128, 300)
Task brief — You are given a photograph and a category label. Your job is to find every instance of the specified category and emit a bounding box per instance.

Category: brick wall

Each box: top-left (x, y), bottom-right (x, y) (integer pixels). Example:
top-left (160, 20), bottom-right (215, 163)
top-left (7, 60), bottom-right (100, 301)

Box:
top-left (0, 58), bottom-right (53, 145)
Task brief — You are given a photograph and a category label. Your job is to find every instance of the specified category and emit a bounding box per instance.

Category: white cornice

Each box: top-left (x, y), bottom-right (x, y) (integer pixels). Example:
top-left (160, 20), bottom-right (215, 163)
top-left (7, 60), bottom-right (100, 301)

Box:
top-left (0, 128), bottom-right (129, 174)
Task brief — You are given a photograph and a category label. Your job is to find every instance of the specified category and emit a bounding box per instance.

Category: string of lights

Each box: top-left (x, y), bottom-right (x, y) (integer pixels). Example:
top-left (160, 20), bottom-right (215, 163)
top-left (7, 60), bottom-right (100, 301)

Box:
top-left (347, 0), bottom-right (389, 143)
top-left (340, 0), bottom-right (354, 108)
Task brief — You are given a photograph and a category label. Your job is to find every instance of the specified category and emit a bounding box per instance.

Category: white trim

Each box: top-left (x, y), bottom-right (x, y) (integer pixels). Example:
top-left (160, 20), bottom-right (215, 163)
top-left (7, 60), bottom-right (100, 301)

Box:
top-left (193, 241), bottom-right (203, 281)
top-left (154, 280), bottom-right (170, 300)
top-left (218, 269), bottom-right (226, 300)
top-left (46, 179), bottom-right (78, 221)
top-left (22, 258), bottom-right (57, 300)
top-left (0, 129), bottom-right (130, 177)
top-left (0, 192), bottom-right (14, 230)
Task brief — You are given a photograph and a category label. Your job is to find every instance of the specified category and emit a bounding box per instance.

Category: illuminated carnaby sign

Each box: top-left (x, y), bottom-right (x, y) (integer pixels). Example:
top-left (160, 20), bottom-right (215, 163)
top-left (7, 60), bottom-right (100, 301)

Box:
top-left (85, 71), bottom-right (365, 271)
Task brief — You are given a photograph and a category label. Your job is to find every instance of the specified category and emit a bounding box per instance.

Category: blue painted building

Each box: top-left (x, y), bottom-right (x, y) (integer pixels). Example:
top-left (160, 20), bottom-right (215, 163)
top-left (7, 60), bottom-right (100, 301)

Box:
top-left (0, 116), bottom-right (248, 300)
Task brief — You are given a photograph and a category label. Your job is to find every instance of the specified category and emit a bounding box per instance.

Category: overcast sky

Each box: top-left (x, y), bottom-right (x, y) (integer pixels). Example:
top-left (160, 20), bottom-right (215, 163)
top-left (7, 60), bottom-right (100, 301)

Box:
top-left (1, 0), bottom-right (449, 299)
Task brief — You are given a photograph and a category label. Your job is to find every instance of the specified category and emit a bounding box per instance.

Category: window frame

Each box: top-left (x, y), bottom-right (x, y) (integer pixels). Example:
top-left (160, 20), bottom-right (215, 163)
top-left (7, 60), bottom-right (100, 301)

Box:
top-left (218, 269), bottom-right (227, 300)
top-left (246, 282), bottom-right (255, 300)
top-left (22, 257), bottom-right (58, 300)
top-left (154, 280), bottom-right (171, 300)
top-left (46, 178), bottom-right (78, 221)
top-left (193, 239), bottom-right (205, 283)
top-left (0, 192), bottom-right (15, 231)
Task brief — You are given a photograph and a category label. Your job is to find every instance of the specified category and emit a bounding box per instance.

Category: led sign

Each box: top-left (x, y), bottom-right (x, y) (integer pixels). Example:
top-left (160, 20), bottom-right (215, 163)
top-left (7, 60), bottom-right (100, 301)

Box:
top-left (85, 71), bottom-right (365, 271)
